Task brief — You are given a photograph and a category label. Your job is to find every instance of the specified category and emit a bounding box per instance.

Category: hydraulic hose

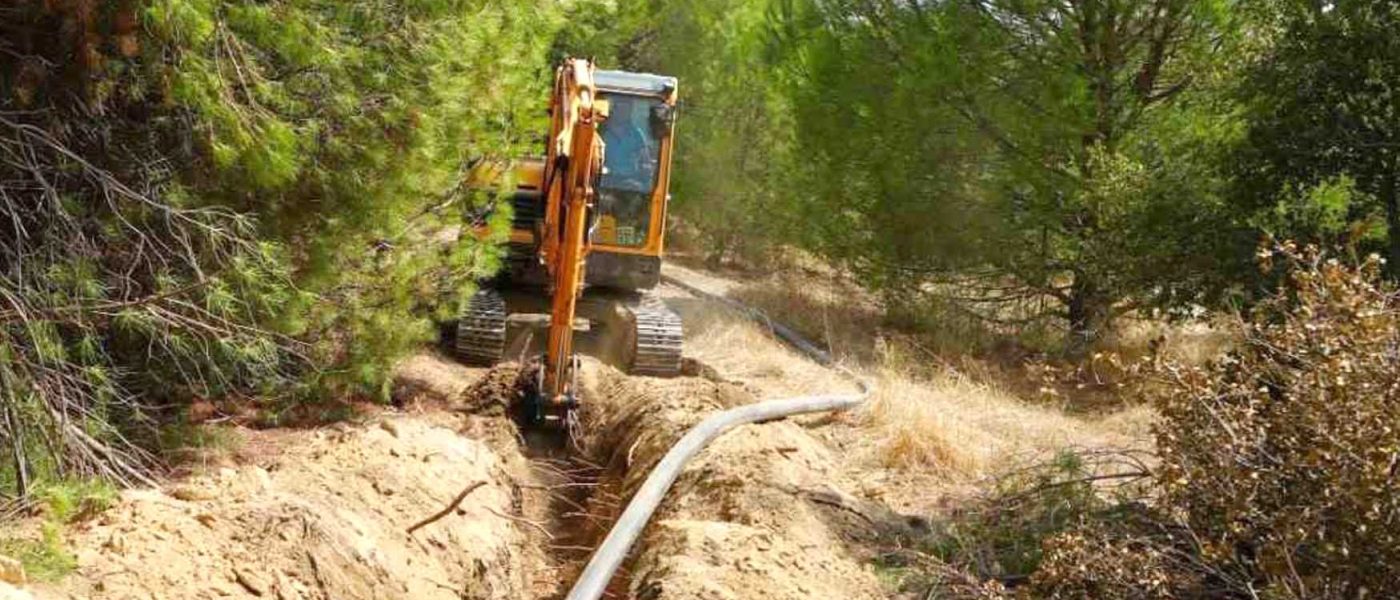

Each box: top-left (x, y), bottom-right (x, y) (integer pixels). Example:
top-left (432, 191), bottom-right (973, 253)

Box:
top-left (564, 274), bottom-right (872, 600)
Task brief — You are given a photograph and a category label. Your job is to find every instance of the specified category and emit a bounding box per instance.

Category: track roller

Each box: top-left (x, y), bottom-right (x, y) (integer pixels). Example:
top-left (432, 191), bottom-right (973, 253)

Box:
top-left (455, 288), bottom-right (507, 365)
top-left (628, 293), bottom-right (683, 377)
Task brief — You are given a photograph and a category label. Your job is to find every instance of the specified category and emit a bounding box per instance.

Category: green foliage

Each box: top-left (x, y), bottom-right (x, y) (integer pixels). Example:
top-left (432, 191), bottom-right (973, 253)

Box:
top-left (574, 0), bottom-right (1274, 354)
top-left (0, 524), bottom-right (77, 583)
top-left (34, 479), bottom-right (119, 524)
top-left (1255, 177), bottom-right (1386, 248)
top-left (1, 0), bottom-right (562, 492)
top-left (0, 479), bottom-right (114, 583)
top-left (1233, 2), bottom-right (1400, 274)
top-left (765, 0), bottom-right (1248, 354)
top-left (568, 1), bottom-right (1208, 351)
top-left (140, 0), bottom-right (560, 397)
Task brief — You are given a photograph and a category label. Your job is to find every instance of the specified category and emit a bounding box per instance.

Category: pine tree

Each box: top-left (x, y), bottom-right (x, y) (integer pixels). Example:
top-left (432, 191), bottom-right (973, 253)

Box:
top-left (0, 0), bottom-right (561, 493)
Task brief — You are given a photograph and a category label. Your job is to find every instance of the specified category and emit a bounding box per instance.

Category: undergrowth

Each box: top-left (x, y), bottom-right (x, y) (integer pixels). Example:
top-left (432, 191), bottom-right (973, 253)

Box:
top-left (903, 450), bottom-right (1152, 592)
top-left (0, 0), bottom-right (560, 494)
top-left (899, 244), bottom-right (1400, 598)
top-left (0, 479), bottom-right (117, 582)
top-left (0, 525), bottom-right (75, 583)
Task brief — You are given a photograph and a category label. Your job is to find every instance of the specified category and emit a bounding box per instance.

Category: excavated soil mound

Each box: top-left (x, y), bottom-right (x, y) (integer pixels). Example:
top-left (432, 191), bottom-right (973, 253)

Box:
top-left (577, 364), bottom-right (887, 600)
top-left (39, 414), bottom-right (528, 600)
top-left (28, 347), bottom-right (900, 600)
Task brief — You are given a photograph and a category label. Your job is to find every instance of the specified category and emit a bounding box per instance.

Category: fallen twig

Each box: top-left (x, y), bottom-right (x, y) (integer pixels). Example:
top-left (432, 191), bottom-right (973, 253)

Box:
top-left (406, 481), bottom-right (486, 535)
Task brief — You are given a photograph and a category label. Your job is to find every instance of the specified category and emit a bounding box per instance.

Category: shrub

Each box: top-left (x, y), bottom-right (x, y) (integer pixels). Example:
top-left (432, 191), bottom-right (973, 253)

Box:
top-left (926, 450), bottom-right (1152, 586)
top-left (1033, 244), bottom-right (1400, 598)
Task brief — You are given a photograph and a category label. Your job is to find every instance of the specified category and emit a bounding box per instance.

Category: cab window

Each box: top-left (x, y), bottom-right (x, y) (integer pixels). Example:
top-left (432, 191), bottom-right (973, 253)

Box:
top-left (595, 94), bottom-right (664, 247)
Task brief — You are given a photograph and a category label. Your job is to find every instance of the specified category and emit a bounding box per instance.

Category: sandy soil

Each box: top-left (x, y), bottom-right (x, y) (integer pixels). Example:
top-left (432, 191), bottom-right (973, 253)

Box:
top-left (37, 416), bottom-right (526, 600)
top-left (570, 364), bottom-right (891, 600)
top-left (20, 356), bottom-right (541, 600)
top-left (5, 263), bottom-right (1155, 600)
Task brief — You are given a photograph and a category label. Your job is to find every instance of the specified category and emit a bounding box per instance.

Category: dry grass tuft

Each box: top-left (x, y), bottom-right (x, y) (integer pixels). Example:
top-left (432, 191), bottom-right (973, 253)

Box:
top-left (858, 369), bottom-right (1150, 480)
top-left (668, 286), bottom-right (1152, 484)
top-left (863, 373), bottom-right (989, 475)
top-left (1105, 317), bottom-right (1235, 366)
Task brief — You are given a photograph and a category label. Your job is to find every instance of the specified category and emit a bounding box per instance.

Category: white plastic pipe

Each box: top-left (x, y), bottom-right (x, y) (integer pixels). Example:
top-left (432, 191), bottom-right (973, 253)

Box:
top-left (564, 275), bottom-right (871, 600)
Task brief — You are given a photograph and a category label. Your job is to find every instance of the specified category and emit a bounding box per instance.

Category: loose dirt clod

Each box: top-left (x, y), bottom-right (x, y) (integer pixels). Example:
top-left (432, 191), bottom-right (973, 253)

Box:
top-left (459, 362), bottom-right (527, 416)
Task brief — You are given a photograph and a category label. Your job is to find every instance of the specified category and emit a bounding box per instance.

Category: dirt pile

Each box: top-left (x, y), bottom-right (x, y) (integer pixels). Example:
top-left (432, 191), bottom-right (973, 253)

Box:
top-left (576, 364), bottom-right (890, 600)
top-left (38, 412), bottom-right (528, 600)
top-left (22, 328), bottom-right (954, 600)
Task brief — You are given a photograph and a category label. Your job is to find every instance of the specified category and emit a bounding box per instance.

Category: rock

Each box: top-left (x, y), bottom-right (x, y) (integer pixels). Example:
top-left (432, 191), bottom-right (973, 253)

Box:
top-left (233, 568), bottom-right (270, 596)
top-left (103, 533), bottom-right (128, 555)
top-left (0, 554), bottom-right (24, 586)
top-left (250, 467), bottom-right (272, 492)
top-left (378, 420), bottom-right (401, 438)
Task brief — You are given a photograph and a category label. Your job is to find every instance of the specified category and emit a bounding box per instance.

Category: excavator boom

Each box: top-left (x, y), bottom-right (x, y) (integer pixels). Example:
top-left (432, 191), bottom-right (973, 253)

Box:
top-left (537, 59), bottom-right (607, 423)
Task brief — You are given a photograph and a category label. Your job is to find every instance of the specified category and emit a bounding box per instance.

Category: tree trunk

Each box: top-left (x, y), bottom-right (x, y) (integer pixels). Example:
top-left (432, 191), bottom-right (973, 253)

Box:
top-left (1382, 169), bottom-right (1400, 279)
top-left (705, 235), bottom-right (728, 269)
top-left (1065, 273), bottom-right (1111, 358)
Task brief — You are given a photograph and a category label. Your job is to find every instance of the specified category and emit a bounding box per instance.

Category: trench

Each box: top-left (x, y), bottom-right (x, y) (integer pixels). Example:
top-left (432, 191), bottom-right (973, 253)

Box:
top-left (515, 428), bottom-right (624, 600)
top-left (459, 360), bottom-right (642, 600)
top-left (477, 277), bottom-right (875, 600)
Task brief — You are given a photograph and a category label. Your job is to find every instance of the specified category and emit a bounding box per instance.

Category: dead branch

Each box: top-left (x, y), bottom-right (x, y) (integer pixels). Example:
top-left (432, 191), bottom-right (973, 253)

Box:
top-left (406, 480), bottom-right (486, 535)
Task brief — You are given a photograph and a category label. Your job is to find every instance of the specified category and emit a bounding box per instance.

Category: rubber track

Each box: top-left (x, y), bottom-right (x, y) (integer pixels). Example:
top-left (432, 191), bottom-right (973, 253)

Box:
top-left (629, 293), bottom-right (683, 377)
top-left (455, 288), bottom-right (506, 365)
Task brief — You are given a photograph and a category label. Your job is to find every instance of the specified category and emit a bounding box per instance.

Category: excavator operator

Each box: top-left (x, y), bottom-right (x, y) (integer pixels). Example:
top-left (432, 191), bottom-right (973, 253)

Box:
top-left (600, 97), bottom-right (658, 192)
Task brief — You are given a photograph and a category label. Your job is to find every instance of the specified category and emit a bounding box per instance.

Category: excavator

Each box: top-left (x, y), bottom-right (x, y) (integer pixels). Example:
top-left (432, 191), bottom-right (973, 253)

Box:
top-left (456, 59), bottom-right (683, 428)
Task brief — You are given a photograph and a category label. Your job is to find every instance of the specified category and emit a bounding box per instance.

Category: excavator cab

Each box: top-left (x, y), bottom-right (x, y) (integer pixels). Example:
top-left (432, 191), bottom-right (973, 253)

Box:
top-left (594, 87), bottom-right (673, 249)
top-left (578, 71), bottom-right (678, 290)
top-left (455, 62), bottom-right (683, 427)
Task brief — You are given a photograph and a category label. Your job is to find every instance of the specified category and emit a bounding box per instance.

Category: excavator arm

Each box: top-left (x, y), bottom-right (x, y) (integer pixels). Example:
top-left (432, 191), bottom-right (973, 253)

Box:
top-left (535, 59), bottom-right (608, 425)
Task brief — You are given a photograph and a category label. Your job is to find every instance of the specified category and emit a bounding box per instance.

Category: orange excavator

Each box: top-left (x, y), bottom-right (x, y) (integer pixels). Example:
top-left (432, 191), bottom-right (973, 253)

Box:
top-left (457, 59), bottom-right (682, 428)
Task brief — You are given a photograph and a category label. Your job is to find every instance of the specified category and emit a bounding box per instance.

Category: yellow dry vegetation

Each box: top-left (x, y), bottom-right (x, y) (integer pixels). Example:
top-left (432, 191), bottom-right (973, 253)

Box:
top-left (666, 272), bottom-right (1154, 488)
top-left (860, 369), bottom-right (1151, 477)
